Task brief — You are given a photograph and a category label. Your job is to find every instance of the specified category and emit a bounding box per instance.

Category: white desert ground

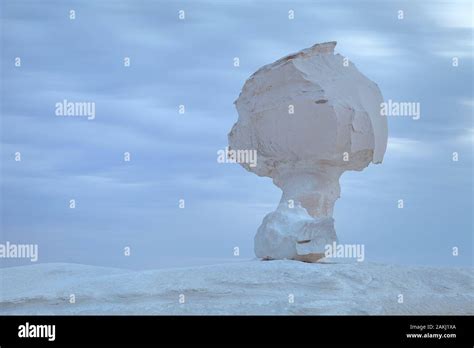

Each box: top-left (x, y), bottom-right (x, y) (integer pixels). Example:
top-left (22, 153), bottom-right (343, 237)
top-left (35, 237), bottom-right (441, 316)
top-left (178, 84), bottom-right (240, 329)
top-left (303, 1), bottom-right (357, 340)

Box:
top-left (0, 260), bottom-right (472, 315)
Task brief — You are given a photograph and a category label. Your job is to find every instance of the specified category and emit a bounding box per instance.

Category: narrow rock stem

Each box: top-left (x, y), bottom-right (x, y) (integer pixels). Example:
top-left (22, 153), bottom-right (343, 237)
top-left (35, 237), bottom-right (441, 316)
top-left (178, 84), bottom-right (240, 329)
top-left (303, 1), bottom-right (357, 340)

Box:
top-left (274, 167), bottom-right (342, 218)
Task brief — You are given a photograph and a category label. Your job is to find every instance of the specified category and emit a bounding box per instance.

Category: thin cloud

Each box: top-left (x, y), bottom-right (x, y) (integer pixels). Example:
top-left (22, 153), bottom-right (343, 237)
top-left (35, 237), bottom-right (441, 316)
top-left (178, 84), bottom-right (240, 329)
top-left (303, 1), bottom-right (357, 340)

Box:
top-left (425, 0), bottom-right (473, 29)
top-left (386, 137), bottom-right (431, 158)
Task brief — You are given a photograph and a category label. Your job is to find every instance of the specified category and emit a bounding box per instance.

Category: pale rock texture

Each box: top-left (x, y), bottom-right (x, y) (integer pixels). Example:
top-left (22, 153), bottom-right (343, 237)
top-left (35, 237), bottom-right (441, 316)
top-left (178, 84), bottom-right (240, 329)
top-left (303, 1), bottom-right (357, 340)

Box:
top-left (228, 41), bottom-right (388, 261)
top-left (1, 262), bottom-right (472, 315)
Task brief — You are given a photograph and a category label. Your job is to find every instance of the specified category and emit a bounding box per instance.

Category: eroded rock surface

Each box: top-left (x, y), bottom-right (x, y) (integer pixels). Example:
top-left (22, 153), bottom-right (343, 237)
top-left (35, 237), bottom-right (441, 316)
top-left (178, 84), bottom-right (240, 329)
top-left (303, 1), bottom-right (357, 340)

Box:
top-left (229, 42), bottom-right (388, 261)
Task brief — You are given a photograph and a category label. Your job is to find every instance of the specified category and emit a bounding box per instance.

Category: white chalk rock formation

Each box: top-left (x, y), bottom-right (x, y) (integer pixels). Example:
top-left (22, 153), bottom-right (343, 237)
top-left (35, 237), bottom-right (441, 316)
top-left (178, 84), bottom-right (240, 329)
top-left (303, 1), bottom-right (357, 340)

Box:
top-left (228, 41), bottom-right (388, 262)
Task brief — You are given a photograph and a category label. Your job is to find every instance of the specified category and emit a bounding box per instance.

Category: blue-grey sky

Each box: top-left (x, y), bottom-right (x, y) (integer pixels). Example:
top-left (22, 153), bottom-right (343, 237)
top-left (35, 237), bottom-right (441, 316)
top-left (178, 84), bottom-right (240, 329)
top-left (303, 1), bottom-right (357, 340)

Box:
top-left (1, 0), bottom-right (472, 269)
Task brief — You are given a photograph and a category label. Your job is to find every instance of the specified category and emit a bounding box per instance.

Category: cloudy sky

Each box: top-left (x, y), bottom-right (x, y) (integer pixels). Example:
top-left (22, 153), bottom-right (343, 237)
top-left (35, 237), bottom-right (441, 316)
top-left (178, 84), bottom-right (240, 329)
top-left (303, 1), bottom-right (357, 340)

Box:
top-left (1, 0), bottom-right (472, 269)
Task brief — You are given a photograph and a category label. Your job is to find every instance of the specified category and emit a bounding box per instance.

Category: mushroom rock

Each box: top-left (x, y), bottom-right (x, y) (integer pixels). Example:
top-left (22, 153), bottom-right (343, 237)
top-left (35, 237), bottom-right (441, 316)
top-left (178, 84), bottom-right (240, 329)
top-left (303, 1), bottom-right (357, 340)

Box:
top-left (228, 41), bottom-right (388, 262)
